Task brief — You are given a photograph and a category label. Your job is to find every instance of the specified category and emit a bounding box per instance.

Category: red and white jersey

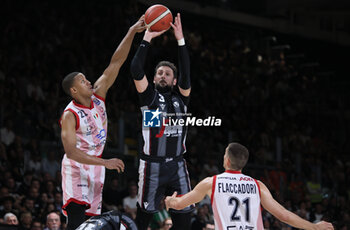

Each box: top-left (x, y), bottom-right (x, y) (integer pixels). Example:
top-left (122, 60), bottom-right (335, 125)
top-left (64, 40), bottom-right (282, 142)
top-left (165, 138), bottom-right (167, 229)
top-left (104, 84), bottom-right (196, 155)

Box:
top-left (211, 171), bottom-right (264, 230)
top-left (60, 93), bottom-right (107, 216)
top-left (61, 93), bottom-right (107, 158)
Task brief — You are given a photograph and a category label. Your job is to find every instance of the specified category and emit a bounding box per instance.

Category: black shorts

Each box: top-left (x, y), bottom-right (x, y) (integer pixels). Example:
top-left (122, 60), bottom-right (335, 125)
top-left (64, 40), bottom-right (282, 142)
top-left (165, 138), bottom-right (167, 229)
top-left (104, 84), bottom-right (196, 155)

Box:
top-left (137, 157), bottom-right (194, 213)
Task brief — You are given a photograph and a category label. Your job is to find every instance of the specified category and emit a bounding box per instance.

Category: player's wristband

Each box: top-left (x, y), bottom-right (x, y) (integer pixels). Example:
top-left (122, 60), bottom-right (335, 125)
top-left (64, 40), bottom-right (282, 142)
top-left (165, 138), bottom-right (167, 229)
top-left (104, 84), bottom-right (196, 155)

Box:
top-left (177, 38), bottom-right (185, 46)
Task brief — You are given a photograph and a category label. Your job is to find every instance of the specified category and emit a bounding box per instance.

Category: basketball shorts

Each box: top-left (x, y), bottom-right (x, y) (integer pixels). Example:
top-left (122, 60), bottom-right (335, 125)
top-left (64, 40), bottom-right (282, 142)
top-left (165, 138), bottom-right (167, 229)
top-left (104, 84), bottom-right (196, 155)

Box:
top-left (137, 157), bottom-right (194, 213)
top-left (61, 155), bottom-right (105, 216)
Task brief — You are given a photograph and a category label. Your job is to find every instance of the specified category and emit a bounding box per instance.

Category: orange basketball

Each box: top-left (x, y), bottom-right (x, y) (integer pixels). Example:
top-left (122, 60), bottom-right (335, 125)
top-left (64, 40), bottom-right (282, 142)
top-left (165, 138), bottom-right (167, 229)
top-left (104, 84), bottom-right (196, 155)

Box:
top-left (144, 4), bottom-right (173, 32)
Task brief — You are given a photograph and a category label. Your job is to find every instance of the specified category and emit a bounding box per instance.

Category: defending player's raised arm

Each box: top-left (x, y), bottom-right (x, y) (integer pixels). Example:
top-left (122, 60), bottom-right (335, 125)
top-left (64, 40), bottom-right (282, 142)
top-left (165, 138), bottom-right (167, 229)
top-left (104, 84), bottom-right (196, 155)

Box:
top-left (165, 177), bottom-right (213, 211)
top-left (258, 181), bottom-right (334, 230)
top-left (130, 29), bottom-right (167, 93)
top-left (171, 13), bottom-right (191, 97)
top-left (94, 16), bottom-right (146, 98)
top-left (60, 111), bottom-right (125, 173)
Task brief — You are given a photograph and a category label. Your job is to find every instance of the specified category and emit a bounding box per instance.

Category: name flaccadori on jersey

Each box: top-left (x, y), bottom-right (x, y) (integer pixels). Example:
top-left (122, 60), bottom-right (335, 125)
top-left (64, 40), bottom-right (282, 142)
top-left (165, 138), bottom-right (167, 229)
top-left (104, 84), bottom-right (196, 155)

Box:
top-left (217, 182), bottom-right (257, 194)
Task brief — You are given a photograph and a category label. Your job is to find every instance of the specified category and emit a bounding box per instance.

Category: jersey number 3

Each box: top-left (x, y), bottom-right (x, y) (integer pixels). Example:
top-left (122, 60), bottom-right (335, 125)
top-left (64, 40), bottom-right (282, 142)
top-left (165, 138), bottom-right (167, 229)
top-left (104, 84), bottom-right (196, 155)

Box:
top-left (228, 196), bottom-right (250, 222)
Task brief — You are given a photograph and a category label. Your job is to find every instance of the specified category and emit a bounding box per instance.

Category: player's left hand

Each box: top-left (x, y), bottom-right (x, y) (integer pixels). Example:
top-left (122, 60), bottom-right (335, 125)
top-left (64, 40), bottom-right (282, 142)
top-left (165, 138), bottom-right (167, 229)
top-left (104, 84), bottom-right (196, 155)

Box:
top-left (131, 15), bottom-right (147, 33)
top-left (165, 191), bottom-right (177, 211)
top-left (170, 13), bottom-right (183, 40)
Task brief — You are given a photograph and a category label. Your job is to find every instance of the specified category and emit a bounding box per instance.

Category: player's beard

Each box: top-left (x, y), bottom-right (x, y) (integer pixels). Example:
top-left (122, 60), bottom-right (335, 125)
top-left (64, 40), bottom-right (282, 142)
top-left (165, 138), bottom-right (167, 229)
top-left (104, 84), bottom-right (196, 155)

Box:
top-left (155, 82), bottom-right (173, 93)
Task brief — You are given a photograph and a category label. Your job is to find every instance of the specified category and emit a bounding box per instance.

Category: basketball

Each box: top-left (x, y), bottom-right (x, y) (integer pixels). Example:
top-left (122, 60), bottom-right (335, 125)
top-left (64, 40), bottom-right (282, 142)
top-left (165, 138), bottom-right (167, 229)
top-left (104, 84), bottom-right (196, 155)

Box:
top-left (144, 4), bottom-right (173, 32)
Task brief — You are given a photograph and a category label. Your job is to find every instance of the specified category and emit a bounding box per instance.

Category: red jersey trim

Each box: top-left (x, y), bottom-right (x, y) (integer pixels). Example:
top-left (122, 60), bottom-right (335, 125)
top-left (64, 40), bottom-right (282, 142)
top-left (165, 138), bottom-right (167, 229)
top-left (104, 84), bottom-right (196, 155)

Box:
top-left (93, 93), bottom-right (105, 102)
top-left (225, 170), bottom-right (242, 174)
top-left (211, 175), bottom-right (216, 205)
top-left (58, 116), bottom-right (63, 128)
top-left (62, 198), bottom-right (90, 210)
top-left (254, 179), bottom-right (261, 197)
top-left (121, 221), bottom-right (127, 228)
top-left (85, 212), bottom-right (99, 216)
top-left (73, 99), bottom-right (94, 109)
top-left (65, 109), bottom-right (80, 130)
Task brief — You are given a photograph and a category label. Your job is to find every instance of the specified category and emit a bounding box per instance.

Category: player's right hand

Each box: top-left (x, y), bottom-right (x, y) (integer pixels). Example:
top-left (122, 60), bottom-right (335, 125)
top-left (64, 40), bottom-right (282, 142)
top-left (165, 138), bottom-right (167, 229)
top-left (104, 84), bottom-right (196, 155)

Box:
top-left (143, 28), bottom-right (167, 42)
top-left (131, 15), bottom-right (147, 33)
top-left (104, 158), bottom-right (125, 173)
top-left (164, 191), bottom-right (177, 211)
top-left (315, 221), bottom-right (334, 230)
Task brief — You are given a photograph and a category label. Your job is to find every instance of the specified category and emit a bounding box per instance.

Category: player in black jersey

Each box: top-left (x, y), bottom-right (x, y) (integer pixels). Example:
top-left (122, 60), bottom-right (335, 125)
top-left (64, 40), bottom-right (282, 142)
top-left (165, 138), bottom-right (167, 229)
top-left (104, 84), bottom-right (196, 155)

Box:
top-left (76, 210), bottom-right (138, 230)
top-left (130, 13), bottom-right (192, 230)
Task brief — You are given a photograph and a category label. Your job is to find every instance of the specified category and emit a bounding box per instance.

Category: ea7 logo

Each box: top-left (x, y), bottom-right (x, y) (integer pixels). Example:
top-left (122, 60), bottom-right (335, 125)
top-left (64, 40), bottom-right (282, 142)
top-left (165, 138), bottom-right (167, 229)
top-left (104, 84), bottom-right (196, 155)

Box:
top-left (95, 129), bottom-right (106, 140)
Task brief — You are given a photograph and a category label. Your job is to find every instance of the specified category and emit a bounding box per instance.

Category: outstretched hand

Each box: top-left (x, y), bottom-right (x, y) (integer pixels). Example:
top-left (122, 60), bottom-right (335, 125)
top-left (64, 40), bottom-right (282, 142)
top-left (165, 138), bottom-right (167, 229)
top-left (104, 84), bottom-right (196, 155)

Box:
top-left (131, 15), bottom-right (147, 33)
top-left (143, 28), bottom-right (167, 42)
top-left (170, 13), bottom-right (184, 40)
top-left (165, 191), bottom-right (178, 211)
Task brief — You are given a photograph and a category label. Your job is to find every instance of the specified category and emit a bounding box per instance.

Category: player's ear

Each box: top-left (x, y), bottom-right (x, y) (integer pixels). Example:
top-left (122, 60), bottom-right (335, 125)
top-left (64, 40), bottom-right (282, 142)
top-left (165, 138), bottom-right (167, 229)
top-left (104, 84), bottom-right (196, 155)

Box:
top-left (70, 86), bottom-right (77, 95)
top-left (173, 78), bottom-right (177, 86)
top-left (225, 156), bottom-right (231, 168)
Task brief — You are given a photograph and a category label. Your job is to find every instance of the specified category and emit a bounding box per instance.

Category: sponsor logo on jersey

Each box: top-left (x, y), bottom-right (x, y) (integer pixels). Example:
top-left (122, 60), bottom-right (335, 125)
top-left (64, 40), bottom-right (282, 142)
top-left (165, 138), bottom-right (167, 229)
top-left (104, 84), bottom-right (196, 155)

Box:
top-left (77, 184), bottom-right (88, 187)
top-left (159, 94), bottom-right (165, 102)
top-left (95, 129), bottom-right (106, 140)
top-left (86, 125), bottom-right (93, 135)
top-left (173, 101), bottom-right (179, 108)
top-left (93, 98), bottom-right (101, 105)
top-left (227, 225), bottom-right (254, 230)
top-left (239, 177), bottom-right (254, 182)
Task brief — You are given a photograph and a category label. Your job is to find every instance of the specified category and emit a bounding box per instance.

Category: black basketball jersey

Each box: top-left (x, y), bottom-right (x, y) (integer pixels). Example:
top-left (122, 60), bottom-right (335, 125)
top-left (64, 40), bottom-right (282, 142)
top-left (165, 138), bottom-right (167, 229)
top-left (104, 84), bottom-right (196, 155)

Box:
top-left (139, 85), bottom-right (189, 158)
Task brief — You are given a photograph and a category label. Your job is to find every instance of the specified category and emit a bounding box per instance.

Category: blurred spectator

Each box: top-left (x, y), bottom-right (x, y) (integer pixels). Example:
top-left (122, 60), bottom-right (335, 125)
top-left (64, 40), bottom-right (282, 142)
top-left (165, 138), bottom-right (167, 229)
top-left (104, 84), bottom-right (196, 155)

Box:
top-left (191, 205), bottom-right (210, 230)
top-left (30, 220), bottom-right (43, 230)
top-left (149, 200), bottom-right (170, 230)
top-left (0, 196), bottom-right (17, 217)
top-left (18, 211), bottom-right (32, 230)
top-left (43, 212), bottom-right (61, 230)
top-left (306, 173), bottom-right (323, 204)
top-left (0, 120), bottom-right (15, 146)
top-left (310, 203), bottom-right (324, 223)
top-left (17, 172), bottom-right (33, 196)
top-left (122, 183), bottom-right (138, 219)
top-left (52, 193), bottom-right (62, 213)
top-left (202, 221), bottom-right (215, 230)
top-left (41, 152), bottom-right (60, 179)
top-left (4, 212), bottom-right (19, 225)
top-left (159, 217), bottom-right (172, 230)
top-left (102, 177), bottom-right (123, 211)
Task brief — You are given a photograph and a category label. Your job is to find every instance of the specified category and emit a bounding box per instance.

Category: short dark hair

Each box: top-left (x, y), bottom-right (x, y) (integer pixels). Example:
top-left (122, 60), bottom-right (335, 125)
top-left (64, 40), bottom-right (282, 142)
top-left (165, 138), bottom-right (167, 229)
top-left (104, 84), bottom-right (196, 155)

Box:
top-left (62, 72), bottom-right (79, 96)
top-left (155, 61), bottom-right (177, 79)
top-left (227, 143), bottom-right (249, 170)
